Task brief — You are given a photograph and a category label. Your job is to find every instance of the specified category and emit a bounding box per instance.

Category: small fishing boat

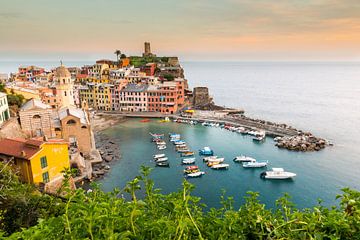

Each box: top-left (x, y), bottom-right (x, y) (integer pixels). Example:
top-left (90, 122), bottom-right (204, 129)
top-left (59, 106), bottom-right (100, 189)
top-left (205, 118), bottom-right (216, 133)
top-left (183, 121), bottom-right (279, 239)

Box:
top-left (184, 165), bottom-right (199, 173)
top-left (156, 161), bottom-right (170, 167)
top-left (211, 163), bottom-right (229, 170)
top-left (242, 161), bottom-right (268, 168)
top-left (207, 157), bottom-right (224, 163)
top-left (177, 148), bottom-right (191, 153)
top-left (207, 161), bottom-right (221, 167)
top-left (149, 132), bottom-right (164, 138)
top-left (181, 152), bottom-right (194, 157)
top-left (175, 144), bottom-right (187, 148)
top-left (159, 117), bottom-right (170, 123)
top-left (260, 168), bottom-right (296, 179)
top-left (203, 156), bottom-right (218, 162)
top-left (233, 155), bottom-right (256, 163)
top-left (174, 141), bottom-right (186, 145)
top-left (153, 153), bottom-right (166, 159)
top-left (156, 141), bottom-right (166, 145)
top-left (199, 146), bottom-right (214, 156)
top-left (182, 158), bottom-right (196, 165)
top-left (140, 118), bottom-right (150, 122)
top-left (157, 145), bottom-right (167, 150)
top-left (155, 157), bottom-right (169, 162)
top-left (186, 171), bottom-right (205, 178)
top-left (253, 135), bottom-right (266, 142)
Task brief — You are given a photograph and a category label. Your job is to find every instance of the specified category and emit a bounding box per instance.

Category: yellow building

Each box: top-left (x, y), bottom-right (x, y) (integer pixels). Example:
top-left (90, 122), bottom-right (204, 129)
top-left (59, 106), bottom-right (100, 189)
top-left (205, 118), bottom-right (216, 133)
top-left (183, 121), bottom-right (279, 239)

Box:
top-left (79, 83), bottom-right (112, 111)
top-left (0, 138), bottom-right (70, 184)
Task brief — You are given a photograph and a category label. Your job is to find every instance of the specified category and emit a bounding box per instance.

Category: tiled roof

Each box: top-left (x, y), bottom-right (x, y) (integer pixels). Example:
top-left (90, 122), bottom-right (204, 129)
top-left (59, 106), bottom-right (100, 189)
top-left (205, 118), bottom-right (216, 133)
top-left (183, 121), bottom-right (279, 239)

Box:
top-left (20, 99), bottom-right (52, 111)
top-left (0, 138), bottom-right (43, 160)
top-left (120, 84), bottom-right (148, 92)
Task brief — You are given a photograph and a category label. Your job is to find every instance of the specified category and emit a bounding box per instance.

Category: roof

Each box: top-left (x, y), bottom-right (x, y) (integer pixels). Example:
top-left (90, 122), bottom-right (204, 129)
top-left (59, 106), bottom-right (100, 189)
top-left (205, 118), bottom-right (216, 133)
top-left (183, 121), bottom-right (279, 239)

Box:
top-left (0, 92), bottom-right (7, 98)
top-left (120, 84), bottom-right (148, 92)
top-left (0, 138), bottom-right (43, 160)
top-left (58, 107), bottom-right (89, 125)
top-left (54, 65), bottom-right (71, 78)
top-left (20, 99), bottom-right (52, 111)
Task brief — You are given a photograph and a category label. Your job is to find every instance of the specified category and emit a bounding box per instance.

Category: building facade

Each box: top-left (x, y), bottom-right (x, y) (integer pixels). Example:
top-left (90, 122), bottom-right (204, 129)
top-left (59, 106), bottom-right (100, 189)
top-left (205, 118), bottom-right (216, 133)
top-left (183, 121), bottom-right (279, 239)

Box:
top-left (0, 92), bottom-right (10, 125)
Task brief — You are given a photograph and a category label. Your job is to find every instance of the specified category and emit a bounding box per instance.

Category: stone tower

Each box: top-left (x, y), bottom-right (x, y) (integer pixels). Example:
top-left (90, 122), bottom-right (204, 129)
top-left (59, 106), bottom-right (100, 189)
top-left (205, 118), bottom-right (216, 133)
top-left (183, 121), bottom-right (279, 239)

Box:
top-left (144, 42), bottom-right (151, 56)
top-left (54, 64), bottom-right (75, 107)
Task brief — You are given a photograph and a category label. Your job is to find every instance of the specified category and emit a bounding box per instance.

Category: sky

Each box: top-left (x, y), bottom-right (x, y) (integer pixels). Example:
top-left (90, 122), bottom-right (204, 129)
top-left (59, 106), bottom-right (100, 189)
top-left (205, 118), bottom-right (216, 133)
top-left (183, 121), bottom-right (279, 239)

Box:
top-left (1, 0), bottom-right (360, 61)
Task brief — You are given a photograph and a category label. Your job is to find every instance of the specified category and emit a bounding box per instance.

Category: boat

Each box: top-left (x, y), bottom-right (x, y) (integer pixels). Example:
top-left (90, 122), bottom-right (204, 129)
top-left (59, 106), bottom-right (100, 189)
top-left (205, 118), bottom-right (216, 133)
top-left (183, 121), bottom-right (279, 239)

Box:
top-left (199, 147), bottom-right (214, 156)
top-left (182, 158), bottom-right (196, 165)
top-left (159, 117), bottom-right (170, 123)
top-left (157, 145), bottom-right (167, 150)
top-left (175, 144), bottom-right (187, 148)
top-left (184, 165), bottom-right (199, 173)
top-left (203, 156), bottom-right (218, 162)
top-left (181, 152), bottom-right (194, 157)
top-left (174, 141), bottom-right (186, 145)
top-left (207, 157), bottom-right (224, 163)
top-left (156, 141), bottom-right (166, 145)
top-left (149, 132), bottom-right (164, 138)
top-left (233, 155), bottom-right (256, 162)
top-left (140, 118), bottom-right (150, 122)
top-left (253, 135), bottom-right (266, 142)
top-left (153, 154), bottom-right (165, 159)
top-left (177, 148), bottom-right (191, 153)
top-left (169, 133), bottom-right (181, 137)
top-left (260, 168), bottom-right (296, 179)
top-left (156, 161), bottom-right (170, 167)
top-left (155, 157), bottom-right (168, 162)
top-left (211, 163), bottom-right (229, 170)
top-left (186, 171), bottom-right (205, 178)
top-left (242, 160), bottom-right (268, 168)
top-left (207, 161), bottom-right (221, 167)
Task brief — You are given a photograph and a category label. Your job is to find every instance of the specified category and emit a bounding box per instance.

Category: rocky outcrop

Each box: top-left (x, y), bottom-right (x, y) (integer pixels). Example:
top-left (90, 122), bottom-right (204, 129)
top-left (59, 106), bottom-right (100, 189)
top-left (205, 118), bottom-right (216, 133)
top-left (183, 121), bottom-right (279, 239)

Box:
top-left (275, 132), bottom-right (329, 152)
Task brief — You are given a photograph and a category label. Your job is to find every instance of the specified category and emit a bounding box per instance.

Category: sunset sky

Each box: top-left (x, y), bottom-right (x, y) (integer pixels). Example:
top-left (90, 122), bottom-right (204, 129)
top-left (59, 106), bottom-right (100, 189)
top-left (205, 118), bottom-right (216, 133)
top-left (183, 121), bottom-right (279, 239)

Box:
top-left (1, 0), bottom-right (360, 61)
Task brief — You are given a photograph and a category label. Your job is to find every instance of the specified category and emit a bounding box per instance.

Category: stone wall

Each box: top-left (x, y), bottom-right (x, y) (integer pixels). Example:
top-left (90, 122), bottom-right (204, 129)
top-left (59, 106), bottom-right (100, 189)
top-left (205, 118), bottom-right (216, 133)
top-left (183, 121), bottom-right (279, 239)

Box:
top-left (193, 87), bottom-right (212, 107)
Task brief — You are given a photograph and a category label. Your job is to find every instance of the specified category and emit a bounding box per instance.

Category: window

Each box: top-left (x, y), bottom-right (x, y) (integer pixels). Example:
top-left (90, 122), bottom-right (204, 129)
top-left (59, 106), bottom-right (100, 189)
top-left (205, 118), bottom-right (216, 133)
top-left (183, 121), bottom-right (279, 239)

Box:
top-left (40, 156), bottom-right (48, 168)
top-left (42, 172), bottom-right (49, 183)
top-left (66, 119), bottom-right (76, 125)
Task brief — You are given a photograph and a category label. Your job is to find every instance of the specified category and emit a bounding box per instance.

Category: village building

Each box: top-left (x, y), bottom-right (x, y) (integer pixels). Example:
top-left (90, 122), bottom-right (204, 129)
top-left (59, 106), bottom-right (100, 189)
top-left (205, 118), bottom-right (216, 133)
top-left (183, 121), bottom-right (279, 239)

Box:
top-left (52, 64), bottom-right (75, 108)
top-left (118, 84), bottom-right (148, 112)
top-left (0, 92), bottom-right (10, 125)
top-left (19, 98), bottom-right (56, 138)
top-left (0, 137), bottom-right (70, 185)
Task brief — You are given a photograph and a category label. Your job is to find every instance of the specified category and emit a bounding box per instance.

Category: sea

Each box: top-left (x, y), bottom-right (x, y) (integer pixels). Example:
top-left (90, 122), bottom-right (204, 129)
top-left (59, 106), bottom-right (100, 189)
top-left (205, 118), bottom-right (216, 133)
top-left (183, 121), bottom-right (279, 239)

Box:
top-left (1, 61), bottom-right (360, 209)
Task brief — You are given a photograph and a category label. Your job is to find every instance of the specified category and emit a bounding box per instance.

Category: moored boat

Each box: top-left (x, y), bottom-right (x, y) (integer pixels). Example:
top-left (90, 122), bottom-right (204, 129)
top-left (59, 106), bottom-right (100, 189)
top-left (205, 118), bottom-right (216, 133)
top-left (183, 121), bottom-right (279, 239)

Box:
top-left (203, 156), bottom-right (218, 162)
top-left (157, 145), bottom-right (167, 150)
top-left (253, 135), bottom-right (266, 142)
top-left (174, 141), bottom-right (186, 145)
top-left (184, 165), bottom-right (199, 173)
top-left (211, 163), bottom-right (229, 170)
top-left (233, 155), bottom-right (256, 162)
top-left (199, 146), bottom-right (214, 156)
top-left (207, 157), bottom-right (224, 163)
top-left (181, 151), bottom-right (194, 157)
top-left (153, 153), bottom-right (165, 159)
top-left (177, 148), bottom-right (191, 153)
top-left (182, 158), bottom-right (196, 164)
top-left (242, 160), bottom-right (268, 168)
top-left (260, 168), bottom-right (296, 179)
top-left (186, 171), bottom-right (205, 178)
top-left (155, 157), bottom-right (168, 162)
top-left (156, 161), bottom-right (170, 167)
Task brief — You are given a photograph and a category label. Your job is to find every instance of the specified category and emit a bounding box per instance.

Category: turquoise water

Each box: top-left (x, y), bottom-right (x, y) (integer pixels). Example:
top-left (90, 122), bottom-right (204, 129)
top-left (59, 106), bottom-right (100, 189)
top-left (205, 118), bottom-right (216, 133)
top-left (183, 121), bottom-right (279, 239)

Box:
top-left (98, 61), bottom-right (360, 209)
top-left (99, 119), bottom-right (350, 209)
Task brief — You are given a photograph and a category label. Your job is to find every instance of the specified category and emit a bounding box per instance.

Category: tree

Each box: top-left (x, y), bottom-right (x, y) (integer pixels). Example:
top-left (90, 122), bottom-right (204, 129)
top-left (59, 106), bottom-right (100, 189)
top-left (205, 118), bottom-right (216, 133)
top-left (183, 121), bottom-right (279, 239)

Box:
top-left (120, 53), bottom-right (127, 59)
top-left (114, 50), bottom-right (121, 62)
top-left (6, 94), bottom-right (24, 107)
top-left (0, 83), bottom-right (5, 93)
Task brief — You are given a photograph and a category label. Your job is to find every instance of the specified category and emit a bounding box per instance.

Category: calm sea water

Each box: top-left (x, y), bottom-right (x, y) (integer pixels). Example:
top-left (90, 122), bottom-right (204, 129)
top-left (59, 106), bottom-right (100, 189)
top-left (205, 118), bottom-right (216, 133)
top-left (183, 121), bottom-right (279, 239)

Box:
top-left (2, 60), bottom-right (360, 209)
top-left (99, 61), bottom-right (360, 209)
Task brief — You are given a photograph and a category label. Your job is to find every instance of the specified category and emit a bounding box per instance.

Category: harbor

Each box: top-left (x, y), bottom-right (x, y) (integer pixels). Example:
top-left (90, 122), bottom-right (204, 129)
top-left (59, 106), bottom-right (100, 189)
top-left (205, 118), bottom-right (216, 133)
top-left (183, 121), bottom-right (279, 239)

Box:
top-left (97, 118), bottom-right (350, 209)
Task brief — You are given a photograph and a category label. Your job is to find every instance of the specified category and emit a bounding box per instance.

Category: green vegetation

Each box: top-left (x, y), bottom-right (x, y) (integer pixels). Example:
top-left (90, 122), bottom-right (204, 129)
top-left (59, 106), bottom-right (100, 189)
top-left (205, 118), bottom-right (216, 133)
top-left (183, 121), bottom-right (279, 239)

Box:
top-left (0, 83), bottom-right (25, 108)
top-left (1, 164), bottom-right (360, 239)
top-left (163, 74), bottom-right (175, 81)
top-left (129, 56), bottom-right (168, 68)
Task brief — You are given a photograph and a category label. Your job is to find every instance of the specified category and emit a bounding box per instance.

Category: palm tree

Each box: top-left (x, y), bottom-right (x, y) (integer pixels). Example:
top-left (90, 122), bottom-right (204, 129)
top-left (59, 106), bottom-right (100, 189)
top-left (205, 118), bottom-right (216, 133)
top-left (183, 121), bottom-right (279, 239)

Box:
top-left (114, 50), bottom-right (121, 62)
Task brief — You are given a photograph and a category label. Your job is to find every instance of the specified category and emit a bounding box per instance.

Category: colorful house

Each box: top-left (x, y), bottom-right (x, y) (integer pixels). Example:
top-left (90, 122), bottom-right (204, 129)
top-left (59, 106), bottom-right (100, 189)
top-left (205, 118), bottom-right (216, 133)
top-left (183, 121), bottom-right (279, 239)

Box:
top-left (0, 138), bottom-right (70, 184)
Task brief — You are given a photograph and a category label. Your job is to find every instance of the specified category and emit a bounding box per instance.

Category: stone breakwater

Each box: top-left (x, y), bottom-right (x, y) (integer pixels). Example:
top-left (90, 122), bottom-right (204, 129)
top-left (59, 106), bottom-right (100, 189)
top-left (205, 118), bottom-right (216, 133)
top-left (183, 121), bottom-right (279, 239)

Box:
top-left (177, 110), bottom-right (332, 152)
top-left (275, 133), bottom-right (330, 152)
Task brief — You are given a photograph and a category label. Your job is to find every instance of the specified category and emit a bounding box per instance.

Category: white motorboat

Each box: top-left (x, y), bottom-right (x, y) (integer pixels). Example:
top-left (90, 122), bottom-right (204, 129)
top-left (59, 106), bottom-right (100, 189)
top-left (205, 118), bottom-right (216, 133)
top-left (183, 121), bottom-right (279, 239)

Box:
top-left (233, 155), bottom-right (256, 162)
top-left (207, 157), bottom-right (225, 163)
top-left (153, 154), bottom-right (166, 159)
top-left (203, 156), bottom-right (218, 162)
top-left (155, 157), bottom-right (168, 162)
top-left (211, 163), bottom-right (229, 170)
top-left (182, 158), bottom-right (196, 164)
top-left (158, 145), bottom-right (166, 150)
top-left (177, 148), bottom-right (191, 153)
top-left (260, 168), bottom-right (296, 179)
top-left (174, 141), bottom-right (186, 145)
top-left (156, 141), bottom-right (166, 145)
top-left (186, 171), bottom-right (205, 178)
top-left (242, 161), bottom-right (268, 168)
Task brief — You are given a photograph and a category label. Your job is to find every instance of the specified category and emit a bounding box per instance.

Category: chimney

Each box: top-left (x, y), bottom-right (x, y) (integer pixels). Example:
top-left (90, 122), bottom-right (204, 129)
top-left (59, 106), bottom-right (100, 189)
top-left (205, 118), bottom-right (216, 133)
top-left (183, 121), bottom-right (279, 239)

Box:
top-left (21, 151), bottom-right (27, 157)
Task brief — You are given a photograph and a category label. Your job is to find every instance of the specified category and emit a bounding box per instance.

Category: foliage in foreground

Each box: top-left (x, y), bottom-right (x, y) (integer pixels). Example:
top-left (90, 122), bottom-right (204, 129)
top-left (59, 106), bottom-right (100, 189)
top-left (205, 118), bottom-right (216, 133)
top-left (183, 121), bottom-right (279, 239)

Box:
top-left (1, 165), bottom-right (360, 239)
